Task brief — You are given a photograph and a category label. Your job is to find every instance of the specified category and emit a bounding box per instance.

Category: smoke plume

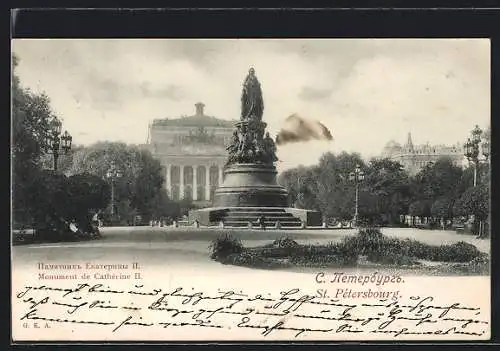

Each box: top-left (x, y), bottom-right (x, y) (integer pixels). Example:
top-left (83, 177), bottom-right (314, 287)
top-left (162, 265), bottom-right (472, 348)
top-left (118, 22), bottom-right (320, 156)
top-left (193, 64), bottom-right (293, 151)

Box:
top-left (275, 113), bottom-right (333, 146)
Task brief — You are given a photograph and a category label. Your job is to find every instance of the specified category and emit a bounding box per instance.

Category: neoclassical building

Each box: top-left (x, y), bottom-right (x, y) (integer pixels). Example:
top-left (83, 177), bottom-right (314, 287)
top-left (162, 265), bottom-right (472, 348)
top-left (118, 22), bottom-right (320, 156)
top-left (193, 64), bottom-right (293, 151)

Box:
top-left (381, 132), bottom-right (466, 176)
top-left (147, 103), bottom-right (237, 204)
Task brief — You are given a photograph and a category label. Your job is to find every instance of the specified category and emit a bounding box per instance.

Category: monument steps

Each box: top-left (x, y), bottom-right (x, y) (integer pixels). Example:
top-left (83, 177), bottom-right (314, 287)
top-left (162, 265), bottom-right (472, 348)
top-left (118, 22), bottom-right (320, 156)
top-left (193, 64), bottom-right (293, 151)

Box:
top-left (220, 208), bottom-right (303, 228)
top-left (220, 207), bottom-right (289, 213)
top-left (223, 211), bottom-right (298, 217)
top-left (223, 221), bottom-right (302, 228)
top-left (223, 215), bottom-right (298, 221)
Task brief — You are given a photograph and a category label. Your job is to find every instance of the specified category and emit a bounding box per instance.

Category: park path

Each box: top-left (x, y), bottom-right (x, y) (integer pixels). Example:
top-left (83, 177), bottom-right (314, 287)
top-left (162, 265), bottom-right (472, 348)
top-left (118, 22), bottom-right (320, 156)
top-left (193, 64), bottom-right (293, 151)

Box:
top-left (12, 226), bottom-right (489, 277)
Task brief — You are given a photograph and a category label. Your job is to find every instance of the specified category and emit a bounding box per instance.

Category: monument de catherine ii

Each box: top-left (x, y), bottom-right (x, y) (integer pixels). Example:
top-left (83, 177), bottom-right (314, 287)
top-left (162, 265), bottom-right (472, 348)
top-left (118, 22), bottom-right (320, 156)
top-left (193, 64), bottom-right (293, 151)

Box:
top-left (144, 68), bottom-right (322, 228)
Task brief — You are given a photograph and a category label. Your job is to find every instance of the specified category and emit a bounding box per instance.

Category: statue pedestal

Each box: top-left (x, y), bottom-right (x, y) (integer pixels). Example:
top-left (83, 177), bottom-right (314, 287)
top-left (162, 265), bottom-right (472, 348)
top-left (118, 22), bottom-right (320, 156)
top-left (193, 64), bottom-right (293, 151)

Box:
top-left (188, 68), bottom-right (322, 229)
top-left (213, 163), bottom-right (288, 207)
top-left (189, 163), bottom-right (323, 228)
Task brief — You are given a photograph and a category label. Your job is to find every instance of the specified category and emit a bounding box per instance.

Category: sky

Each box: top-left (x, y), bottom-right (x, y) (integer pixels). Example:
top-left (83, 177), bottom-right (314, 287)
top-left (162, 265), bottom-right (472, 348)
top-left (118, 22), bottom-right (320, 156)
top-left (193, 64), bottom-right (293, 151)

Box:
top-left (12, 39), bottom-right (490, 171)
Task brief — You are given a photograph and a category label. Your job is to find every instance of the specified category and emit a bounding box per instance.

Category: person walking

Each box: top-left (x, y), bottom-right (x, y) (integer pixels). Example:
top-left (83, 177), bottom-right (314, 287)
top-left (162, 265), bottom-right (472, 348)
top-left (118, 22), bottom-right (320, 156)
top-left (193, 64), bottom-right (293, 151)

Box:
top-left (258, 214), bottom-right (266, 230)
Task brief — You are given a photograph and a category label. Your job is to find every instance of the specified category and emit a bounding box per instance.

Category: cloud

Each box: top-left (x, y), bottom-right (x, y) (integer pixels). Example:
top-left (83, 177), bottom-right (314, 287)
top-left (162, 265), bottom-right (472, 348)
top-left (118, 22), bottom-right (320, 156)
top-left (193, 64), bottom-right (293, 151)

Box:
top-left (139, 82), bottom-right (184, 101)
top-left (298, 87), bottom-right (332, 101)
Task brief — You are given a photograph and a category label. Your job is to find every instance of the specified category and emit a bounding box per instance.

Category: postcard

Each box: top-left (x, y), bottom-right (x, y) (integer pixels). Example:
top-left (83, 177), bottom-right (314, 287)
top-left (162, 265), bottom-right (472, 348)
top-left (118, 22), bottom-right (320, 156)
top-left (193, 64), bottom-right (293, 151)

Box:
top-left (11, 38), bottom-right (491, 341)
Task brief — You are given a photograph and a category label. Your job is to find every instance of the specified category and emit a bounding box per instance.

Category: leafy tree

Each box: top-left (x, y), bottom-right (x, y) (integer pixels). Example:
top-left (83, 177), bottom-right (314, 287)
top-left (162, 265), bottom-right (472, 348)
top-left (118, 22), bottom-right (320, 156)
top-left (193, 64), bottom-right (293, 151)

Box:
top-left (278, 165), bottom-right (320, 210)
top-left (314, 152), bottom-right (365, 221)
top-left (409, 200), bottom-right (432, 219)
top-left (12, 54), bottom-right (58, 224)
top-left (151, 188), bottom-right (180, 220)
top-left (431, 197), bottom-right (454, 221)
top-left (457, 162), bottom-right (490, 195)
top-left (67, 174), bottom-right (111, 217)
top-left (178, 197), bottom-right (197, 218)
top-left (21, 170), bottom-right (73, 239)
top-left (66, 142), bottom-right (166, 222)
top-left (130, 150), bottom-right (164, 220)
top-left (453, 184), bottom-right (489, 221)
top-left (363, 158), bottom-right (411, 224)
top-left (412, 157), bottom-right (463, 201)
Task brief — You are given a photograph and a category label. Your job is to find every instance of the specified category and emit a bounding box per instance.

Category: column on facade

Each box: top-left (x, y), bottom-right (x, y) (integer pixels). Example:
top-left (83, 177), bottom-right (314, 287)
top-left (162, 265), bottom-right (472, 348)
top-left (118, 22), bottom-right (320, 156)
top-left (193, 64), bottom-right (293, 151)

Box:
top-left (218, 165), bottom-right (223, 185)
top-left (179, 165), bottom-right (185, 199)
top-left (166, 164), bottom-right (172, 196)
top-left (193, 165), bottom-right (198, 201)
top-left (205, 165), bottom-right (210, 200)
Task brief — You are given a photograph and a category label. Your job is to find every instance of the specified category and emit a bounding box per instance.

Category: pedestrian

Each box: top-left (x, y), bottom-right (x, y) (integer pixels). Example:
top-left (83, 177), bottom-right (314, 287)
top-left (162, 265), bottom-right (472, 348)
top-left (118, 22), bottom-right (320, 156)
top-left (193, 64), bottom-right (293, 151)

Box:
top-left (92, 211), bottom-right (100, 228)
top-left (69, 218), bottom-right (83, 237)
top-left (258, 215), bottom-right (266, 230)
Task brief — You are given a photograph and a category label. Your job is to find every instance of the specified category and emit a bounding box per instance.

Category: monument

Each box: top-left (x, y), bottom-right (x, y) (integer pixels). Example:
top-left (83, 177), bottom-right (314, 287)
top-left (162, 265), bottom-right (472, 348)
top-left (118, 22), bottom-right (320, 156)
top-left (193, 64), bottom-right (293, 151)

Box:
top-left (189, 68), bottom-right (322, 227)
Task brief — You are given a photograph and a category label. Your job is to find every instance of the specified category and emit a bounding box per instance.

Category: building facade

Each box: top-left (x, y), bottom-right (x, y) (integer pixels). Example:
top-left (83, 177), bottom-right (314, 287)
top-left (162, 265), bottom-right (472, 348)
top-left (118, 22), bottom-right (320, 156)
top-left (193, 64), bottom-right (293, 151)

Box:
top-left (381, 132), bottom-right (466, 176)
top-left (147, 103), bottom-right (237, 203)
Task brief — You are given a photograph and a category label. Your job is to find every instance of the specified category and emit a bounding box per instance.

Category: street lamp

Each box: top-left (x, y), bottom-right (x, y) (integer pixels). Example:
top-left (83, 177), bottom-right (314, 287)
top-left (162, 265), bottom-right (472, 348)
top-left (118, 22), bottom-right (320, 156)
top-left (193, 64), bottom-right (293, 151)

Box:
top-left (296, 176), bottom-right (304, 207)
top-left (45, 117), bottom-right (72, 172)
top-left (463, 125), bottom-right (490, 238)
top-left (464, 125), bottom-right (489, 187)
top-left (349, 164), bottom-right (365, 227)
top-left (106, 161), bottom-right (123, 220)
top-left (295, 174), bottom-right (314, 208)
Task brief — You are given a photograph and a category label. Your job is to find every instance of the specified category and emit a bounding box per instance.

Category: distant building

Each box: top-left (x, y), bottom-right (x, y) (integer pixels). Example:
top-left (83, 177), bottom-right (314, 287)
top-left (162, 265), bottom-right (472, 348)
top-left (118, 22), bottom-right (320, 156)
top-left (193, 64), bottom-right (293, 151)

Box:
top-left (381, 132), bottom-right (466, 176)
top-left (145, 102), bottom-right (237, 203)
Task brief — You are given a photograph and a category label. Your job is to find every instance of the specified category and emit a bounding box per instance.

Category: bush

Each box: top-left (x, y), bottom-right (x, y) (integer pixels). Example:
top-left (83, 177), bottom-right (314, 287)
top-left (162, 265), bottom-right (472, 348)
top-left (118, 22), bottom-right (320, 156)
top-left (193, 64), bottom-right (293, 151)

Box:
top-left (290, 254), bottom-right (354, 267)
top-left (440, 255), bottom-right (490, 275)
top-left (289, 242), bottom-right (358, 267)
top-left (459, 255), bottom-right (489, 274)
top-left (224, 251), bottom-right (290, 269)
top-left (366, 251), bottom-right (420, 266)
top-left (430, 241), bottom-right (483, 262)
top-left (325, 241), bottom-right (358, 265)
top-left (271, 235), bottom-right (300, 248)
top-left (342, 228), bottom-right (386, 256)
top-left (209, 233), bottom-right (243, 260)
top-left (339, 228), bottom-right (482, 265)
top-left (208, 227), bottom-right (485, 270)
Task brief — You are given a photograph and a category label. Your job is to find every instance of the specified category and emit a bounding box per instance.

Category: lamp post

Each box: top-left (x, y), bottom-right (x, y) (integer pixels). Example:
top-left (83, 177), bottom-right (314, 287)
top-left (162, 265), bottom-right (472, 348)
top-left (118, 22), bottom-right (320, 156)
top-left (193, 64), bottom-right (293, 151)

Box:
top-left (463, 125), bottom-right (490, 238)
top-left (45, 117), bottom-right (72, 171)
top-left (295, 174), bottom-right (313, 208)
top-left (464, 125), bottom-right (490, 187)
top-left (106, 161), bottom-right (123, 221)
top-left (296, 176), bottom-right (304, 208)
top-left (349, 164), bottom-right (365, 227)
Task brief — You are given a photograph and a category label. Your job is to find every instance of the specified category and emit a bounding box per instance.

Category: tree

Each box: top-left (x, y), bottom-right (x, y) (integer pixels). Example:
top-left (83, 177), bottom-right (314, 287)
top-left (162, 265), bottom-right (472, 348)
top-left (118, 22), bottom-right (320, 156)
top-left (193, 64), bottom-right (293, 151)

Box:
top-left (457, 162), bottom-right (490, 195)
top-left (412, 157), bottom-right (463, 200)
top-left (431, 197), bottom-right (454, 225)
top-left (67, 174), bottom-right (111, 217)
top-left (278, 165), bottom-right (320, 210)
top-left (20, 170), bottom-right (74, 240)
top-left (178, 197), bottom-right (197, 218)
top-left (66, 142), bottom-right (166, 222)
top-left (363, 158), bottom-right (411, 224)
top-left (453, 185), bottom-right (489, 221)
top-left (409, 200), bottom-right (432, 220)
top-left (314, 152), bottom-right (365, 221)
top-left (130, 149), bottom-right (164, 220)
top-left (151, 188), bottom-right (180, 220)
top-left (12, 54), bottom-right (58, 224)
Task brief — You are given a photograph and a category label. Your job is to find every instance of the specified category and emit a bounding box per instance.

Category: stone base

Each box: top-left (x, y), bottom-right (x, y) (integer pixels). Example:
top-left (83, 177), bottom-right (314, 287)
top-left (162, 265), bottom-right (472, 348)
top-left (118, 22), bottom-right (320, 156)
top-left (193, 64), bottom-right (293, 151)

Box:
top-left (191, 162), bottom-right (322, 228)
top-left (188, 207), bottom-right (322, 228)
top-left (212, 163), bottom-right (288, 207)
